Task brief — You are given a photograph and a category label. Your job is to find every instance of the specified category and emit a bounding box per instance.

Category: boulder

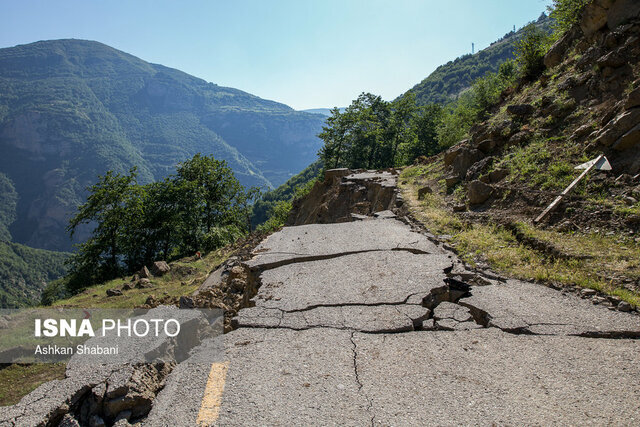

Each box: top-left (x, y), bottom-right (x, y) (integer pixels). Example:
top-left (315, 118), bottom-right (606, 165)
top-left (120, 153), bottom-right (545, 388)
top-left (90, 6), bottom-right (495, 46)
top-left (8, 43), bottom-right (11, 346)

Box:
top-left (476, 139), bottom-right (496, 153)
top-left (625, 86), bottom-right (640, 110)
top-left (618, 301), bottom-right (632, 312)
top-left (467, 180), bottom-right (494, 205)
top-left (443, 142), bottom-right (468, 166)
top-left (151, 261), bottom-right (171, 277)
top-left (597, 51), bottom-right (625, 68)
top-left (417, 186), bottom-right (432, 199)
top-left (137, 266), bottom-right (152, 279)
top-left (507, 131), bottom-right (531, 146)
top-left (488, 168), bottom-right (509, 183)
top-left (596, 108), bottom-right (640, 146)
top-left (444, 175), bottom-right (460, 188)
top-left (122, 283), bottom-right (133, 291)
top-left (580, 1), bottom-right (610, 36)
top-left (607, 0), bottom-right (640, 30)
top-left (506, 104), bottom-right (534, 117)
top-left (452, 148), bottom-right (484, 179)
top-left (465, 157), bottom-right (494, 182)
top-left (613, 123), bottom-right (640, 151)
top-left (135, 278), bottom-right (153, 289)
top-left (544, 26), bottom-right (581, 68)
top-left (106, 288), bottom-right (123, 297)
top-left (571, 124), bottom-right (595, 140)
top-left (179, 296), bottom-right (195, 309)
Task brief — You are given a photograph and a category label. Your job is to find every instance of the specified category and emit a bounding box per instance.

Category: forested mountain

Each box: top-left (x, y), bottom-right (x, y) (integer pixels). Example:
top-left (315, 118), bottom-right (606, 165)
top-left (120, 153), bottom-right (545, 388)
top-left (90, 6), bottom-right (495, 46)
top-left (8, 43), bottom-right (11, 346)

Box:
top-left (0, 39), bottom-right (325, 252)
top-left (403, 13), bottom-right (551, 105)
top-left (0, 241), bottom-right (68, 307)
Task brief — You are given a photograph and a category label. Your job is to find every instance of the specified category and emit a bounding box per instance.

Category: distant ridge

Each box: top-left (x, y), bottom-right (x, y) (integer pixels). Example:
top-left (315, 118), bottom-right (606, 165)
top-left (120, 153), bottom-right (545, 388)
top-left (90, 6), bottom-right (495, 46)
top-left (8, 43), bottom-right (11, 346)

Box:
top-left (0, 39), bottom-right (325, 252)
top-left (301, 107), bottom-right (346, 116)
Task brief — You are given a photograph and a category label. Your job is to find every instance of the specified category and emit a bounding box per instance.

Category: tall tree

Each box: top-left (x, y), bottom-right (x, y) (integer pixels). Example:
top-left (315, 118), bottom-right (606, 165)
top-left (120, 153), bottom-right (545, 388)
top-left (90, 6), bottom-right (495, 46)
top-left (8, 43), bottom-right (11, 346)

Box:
top-left (67, 168), bottom-right (139, 286)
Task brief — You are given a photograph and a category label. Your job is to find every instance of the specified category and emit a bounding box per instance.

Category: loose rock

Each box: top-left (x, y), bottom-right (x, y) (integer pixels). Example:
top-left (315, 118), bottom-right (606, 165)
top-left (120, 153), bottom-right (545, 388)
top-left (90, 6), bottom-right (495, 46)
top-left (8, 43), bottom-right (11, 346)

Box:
top-left (618, 301), bottom-right (632, 312)
top-left (506, 104), bottom-right (534, 117)
top-left (106, 288), bottom-right (123, 297)
top-left (467, 180), bottom-right (493, 205)
top-left (151, 261), bottom-right (171, 277)
top-left (138, 266), bottom-right (152, 279)
top-left (417, 186), bottom-right (432, 199)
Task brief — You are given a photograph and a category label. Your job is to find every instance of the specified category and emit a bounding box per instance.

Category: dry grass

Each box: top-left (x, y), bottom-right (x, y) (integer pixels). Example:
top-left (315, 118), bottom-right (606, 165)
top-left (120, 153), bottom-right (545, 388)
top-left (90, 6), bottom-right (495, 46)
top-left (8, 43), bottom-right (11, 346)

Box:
top-left (53, 249), bottom-right (230, 309)
top-left (0, 363), bottom-right (66, 406)
top-left (400, 165), bottom-right (640, 307)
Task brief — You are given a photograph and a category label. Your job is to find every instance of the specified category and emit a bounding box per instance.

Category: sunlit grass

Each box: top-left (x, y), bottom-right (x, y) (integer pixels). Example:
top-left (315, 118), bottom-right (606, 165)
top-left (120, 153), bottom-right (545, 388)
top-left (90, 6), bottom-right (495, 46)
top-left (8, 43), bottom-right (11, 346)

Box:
top-left (0, 363), bottom-right (66, 406)
top-left (399, 165), bottom-right (640, 307)
top-left (52, 249), bottom-right (230, 309)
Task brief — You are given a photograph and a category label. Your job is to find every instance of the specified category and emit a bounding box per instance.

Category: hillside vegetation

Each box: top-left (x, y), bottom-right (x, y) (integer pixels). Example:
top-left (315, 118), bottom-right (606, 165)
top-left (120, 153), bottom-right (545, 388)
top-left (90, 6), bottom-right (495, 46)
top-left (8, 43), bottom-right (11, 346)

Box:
top-left (251, 160), bottom-right (322, 228)
top-left (0, 240), bottom-right (68, 307)
top-left (398, 0), bottom-right (640, 307)
top-left (312, 0), bottom-right (640, 308)
top-left (403, 13), bottom-right (551, 105)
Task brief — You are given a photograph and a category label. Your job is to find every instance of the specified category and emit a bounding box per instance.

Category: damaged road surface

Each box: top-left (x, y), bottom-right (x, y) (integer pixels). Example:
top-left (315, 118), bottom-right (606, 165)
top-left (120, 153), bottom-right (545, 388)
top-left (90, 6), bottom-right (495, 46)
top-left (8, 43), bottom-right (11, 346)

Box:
top-left (4, 207), bottom-right (640, 425)
top-left (208, 218), bottom-right (640, 426)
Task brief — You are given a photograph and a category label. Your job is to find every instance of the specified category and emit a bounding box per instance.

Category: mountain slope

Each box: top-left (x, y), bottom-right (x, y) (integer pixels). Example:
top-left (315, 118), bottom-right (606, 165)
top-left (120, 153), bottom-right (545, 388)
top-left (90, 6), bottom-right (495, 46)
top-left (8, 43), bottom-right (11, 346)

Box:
top-left (0, 39), bottom-right (325, 251)
top-left (403, 13), bottom-right (551, 105)
top-left (398, 1), bottom-right (640, 305)
top-left (0, 240), bottom-right (69, 307)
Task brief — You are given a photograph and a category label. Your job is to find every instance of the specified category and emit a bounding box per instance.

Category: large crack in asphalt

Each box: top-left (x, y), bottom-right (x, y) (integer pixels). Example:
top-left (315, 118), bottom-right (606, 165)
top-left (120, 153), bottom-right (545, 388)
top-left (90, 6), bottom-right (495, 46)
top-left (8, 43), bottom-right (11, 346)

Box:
top-left (234, 253), bottom-right (640, 339)
top-left (245, 246), bottom-right (432, 272)
top-left (350, 332), bottom-right (376, 427)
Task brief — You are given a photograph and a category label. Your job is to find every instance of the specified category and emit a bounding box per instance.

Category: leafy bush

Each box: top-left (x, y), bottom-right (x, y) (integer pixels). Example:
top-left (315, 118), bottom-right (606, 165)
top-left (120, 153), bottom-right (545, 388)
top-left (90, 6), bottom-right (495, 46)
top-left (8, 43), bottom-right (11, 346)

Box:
top-left (548, 0), bottom-right (590, 38)
top-left (515, 24), bottom-right (550, 80)
top-left (437, 67), bottom-right (517, 149)
top-left (256, 200), bottom-right (293, 233)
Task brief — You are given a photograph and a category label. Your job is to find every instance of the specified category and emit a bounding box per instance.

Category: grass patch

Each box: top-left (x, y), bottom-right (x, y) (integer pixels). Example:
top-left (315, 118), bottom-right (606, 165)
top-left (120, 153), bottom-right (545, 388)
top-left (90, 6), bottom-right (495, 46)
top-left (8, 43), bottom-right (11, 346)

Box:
top-left (0, 363), bottom-right (66, 406)
top-left (496, 137), bottom-right (591, 192)
top-left (400, 165), bottom-right (640, 307)
top-left (52, 249), bottom-right (230, 309)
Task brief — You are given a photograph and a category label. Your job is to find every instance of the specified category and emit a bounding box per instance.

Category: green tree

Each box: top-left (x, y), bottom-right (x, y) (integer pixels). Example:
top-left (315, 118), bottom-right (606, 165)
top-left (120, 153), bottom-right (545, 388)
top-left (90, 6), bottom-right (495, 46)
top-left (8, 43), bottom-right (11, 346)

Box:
top-left (388, 93), bottom-right (418, 166)
top-left (403, 103), bottom-right (443, 162)
top-left (174, 154), bottom-right (252, 253)
top-left (64, 153), bottom-right (256, 292)
top-left (548, 0), bottom-right (590, 38)
top-left (67, 168), bottom-right (139, 287)
top-left (515, 23), bottom-right (549, 80)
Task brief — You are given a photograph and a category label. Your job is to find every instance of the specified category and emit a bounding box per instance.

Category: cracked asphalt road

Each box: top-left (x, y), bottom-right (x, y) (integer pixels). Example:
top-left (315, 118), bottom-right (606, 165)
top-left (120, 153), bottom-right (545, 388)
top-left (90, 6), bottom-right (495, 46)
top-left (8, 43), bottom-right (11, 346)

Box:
top-left (3, 217), bottom-right (640, 426)
top-left (193, 218), bottom-right (640, 426)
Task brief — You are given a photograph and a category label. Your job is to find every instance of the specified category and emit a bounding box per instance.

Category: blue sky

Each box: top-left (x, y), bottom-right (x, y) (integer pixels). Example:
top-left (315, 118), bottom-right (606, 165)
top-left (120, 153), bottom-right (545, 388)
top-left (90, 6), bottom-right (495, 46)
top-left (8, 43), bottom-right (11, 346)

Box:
top-left (0, 0), bottom-right (551, 110)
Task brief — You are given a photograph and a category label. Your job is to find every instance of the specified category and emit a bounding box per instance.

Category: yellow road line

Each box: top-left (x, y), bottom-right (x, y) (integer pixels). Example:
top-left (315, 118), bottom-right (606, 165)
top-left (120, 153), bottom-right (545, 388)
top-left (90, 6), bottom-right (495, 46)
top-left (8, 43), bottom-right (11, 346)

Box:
top-left (196, 362), bottom-right (230, 426)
